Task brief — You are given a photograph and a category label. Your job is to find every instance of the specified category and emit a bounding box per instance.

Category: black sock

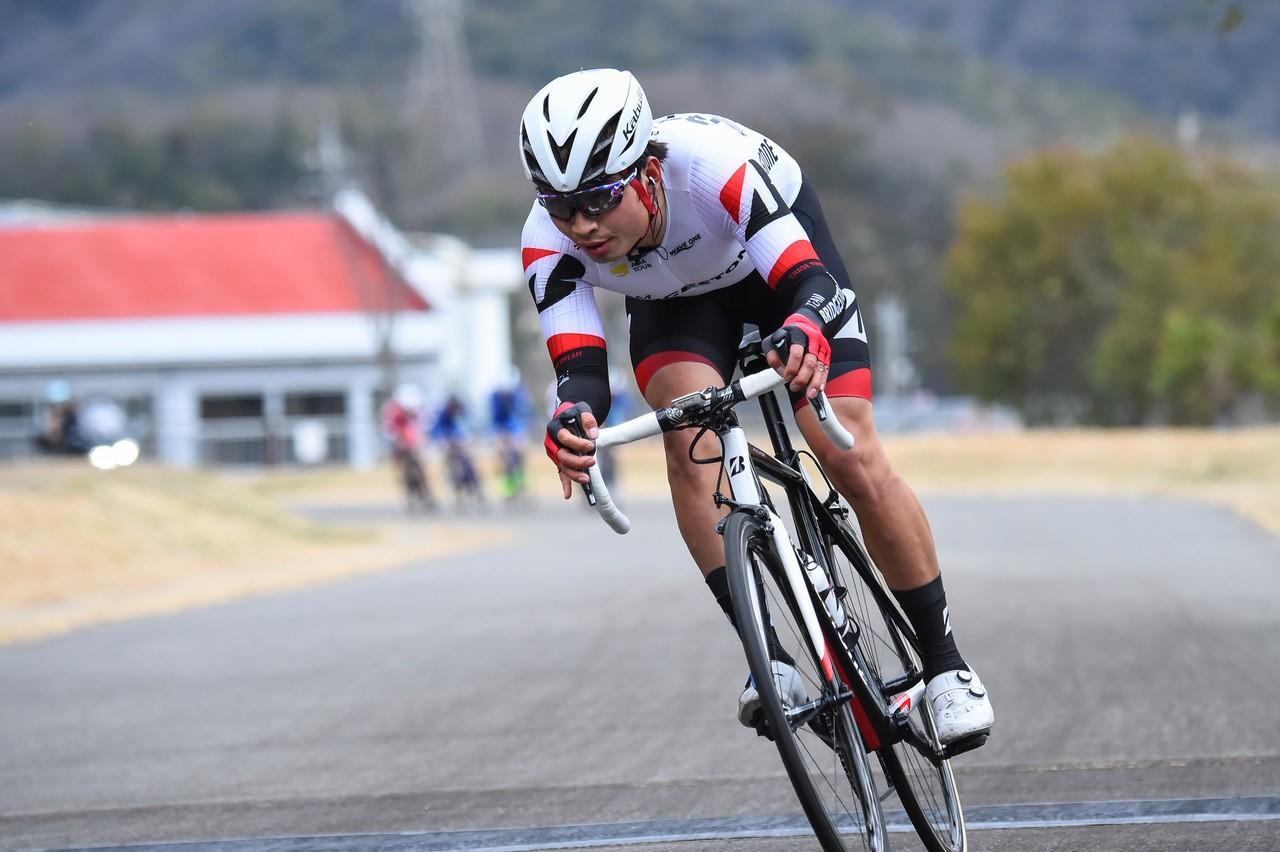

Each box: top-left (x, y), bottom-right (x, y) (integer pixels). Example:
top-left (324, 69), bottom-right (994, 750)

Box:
top-left (893, 575), bottom-right (967, 681)
top-left (705, 566), bottom-right (795, 668)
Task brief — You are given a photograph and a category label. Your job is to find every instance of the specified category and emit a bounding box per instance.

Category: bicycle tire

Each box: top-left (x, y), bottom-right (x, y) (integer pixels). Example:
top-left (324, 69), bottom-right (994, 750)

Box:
top-left (723, 510), bottom-right (888, 852)
top-left (819, 508), bottom-right (967, 852)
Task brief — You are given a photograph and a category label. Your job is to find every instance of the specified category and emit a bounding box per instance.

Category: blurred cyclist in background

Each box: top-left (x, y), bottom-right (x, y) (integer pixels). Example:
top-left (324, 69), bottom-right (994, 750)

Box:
top-left (433, 394), bottom-right (485, 507)
top-left (489, 369), bottom-right (531, 502)
top-left (379, 383), bottom-right (435, 513)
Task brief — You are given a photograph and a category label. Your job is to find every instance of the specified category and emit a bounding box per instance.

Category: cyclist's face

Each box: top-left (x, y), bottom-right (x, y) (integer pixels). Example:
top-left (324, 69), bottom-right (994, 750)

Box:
top-left (548, 162), bottom-right (659, 263)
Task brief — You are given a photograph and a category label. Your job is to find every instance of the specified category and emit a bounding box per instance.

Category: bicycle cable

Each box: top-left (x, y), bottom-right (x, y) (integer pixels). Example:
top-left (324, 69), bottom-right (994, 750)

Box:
top-left (687, 425), bottom-right (723, 466)
top-left (796, 447), bottom-right (841, 506)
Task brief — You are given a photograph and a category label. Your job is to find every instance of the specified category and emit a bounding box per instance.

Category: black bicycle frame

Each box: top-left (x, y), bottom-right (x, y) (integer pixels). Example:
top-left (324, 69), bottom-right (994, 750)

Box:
top-left (737, 353), bottom-right (936, 758)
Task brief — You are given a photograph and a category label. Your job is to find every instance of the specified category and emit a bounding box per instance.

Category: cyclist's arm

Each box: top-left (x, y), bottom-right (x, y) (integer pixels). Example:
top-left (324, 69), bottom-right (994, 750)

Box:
top-left (522, 214), bottom-right (612, 424)
top-left (689, 149), bottom-right (847, 338)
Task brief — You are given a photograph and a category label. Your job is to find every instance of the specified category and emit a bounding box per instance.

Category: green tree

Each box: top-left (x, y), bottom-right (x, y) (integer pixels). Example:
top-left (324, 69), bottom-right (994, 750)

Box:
top-left (944, 136), bottom-right (1280, 425)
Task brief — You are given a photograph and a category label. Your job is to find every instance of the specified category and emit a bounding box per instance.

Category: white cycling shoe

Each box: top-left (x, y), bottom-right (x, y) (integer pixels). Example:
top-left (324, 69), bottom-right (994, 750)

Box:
top-left (739, 660), bottom-right (809, 730)
top-left (926, 668), bottom-right (994, 748)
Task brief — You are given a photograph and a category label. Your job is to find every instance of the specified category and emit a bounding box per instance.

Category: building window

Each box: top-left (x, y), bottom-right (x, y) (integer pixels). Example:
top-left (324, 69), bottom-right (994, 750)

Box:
top-left (285, 392), bottom-right (346, 417)
top-left (200, 395), bottom-right (264, 420)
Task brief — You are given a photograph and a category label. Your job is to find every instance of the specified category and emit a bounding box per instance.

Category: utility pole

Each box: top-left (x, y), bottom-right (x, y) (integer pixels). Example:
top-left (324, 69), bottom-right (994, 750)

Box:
top-left (874, 295), bottom-right (918, 397)
top-left (406, 0), bottom-right (482, 204)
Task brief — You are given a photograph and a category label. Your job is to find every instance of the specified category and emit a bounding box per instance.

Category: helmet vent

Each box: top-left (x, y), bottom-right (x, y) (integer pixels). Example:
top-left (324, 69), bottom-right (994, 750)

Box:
top-left (521, 126), bottom-right (547, 182)
top-left (580, 112), bottom-right (621, 183)
top-left (549, 128), bottom-right (577, 172)
top-left (542, 93), bottom-right (551, 122)
top-left (577, 87), bottom-right (599, 119)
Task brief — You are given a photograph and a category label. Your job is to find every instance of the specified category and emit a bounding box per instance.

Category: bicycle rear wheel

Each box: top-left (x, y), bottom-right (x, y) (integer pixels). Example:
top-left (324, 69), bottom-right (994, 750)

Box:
top-left (821, 509), bottom-right (967, 852)
top-left (724, 510), bottom-right (887, 852)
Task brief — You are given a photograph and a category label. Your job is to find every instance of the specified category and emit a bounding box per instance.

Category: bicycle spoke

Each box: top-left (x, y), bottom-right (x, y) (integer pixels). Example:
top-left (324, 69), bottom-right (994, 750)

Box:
top-left (730, 525), bottom-right (886, 851)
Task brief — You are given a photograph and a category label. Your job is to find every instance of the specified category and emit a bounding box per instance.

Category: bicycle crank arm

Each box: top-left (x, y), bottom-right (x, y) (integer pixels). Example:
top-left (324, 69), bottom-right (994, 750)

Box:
top-left (785, 687), bottom-right (855, 732)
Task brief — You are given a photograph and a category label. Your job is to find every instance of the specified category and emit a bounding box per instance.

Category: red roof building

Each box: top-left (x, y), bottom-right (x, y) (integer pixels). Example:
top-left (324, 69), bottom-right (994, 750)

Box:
top-left (0, 211), bottom-right (428, 323)
top-left (0, 206), bottom-right (446, 466)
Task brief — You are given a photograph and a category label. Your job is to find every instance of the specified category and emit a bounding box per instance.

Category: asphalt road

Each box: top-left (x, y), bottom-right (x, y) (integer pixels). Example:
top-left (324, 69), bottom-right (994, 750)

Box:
top-left (1, 491), bottom-right (1278, 851)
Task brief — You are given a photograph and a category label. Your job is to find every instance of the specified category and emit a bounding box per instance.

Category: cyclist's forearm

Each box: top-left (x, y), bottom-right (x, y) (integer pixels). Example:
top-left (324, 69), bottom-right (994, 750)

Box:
top-left (550, 346), bottom-right (612, 424)
top-left (783, 267), bottom-right (847, 338)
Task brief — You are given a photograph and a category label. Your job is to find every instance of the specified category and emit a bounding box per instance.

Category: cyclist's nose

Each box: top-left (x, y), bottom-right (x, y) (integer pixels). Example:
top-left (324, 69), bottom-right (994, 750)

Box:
top-left (569, 211), bottom-right (598, 236)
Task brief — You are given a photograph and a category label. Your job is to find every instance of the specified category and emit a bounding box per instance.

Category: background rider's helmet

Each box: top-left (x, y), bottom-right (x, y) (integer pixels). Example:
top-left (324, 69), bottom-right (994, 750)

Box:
top-left (393, 383), bottom-right (424, 411)
top-left (519, 68), bottom-right (652, 192)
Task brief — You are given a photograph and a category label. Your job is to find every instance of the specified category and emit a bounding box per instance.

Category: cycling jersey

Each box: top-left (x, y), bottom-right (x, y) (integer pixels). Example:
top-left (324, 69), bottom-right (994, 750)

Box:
top-left (522, 113), bottom-right (867, 420)
top-left (380, 401), bottom-right (424, 452)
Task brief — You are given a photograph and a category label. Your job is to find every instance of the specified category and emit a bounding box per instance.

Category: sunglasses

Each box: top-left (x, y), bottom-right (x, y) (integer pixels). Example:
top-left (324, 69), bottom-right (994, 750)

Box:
top-left (537, 170), bottom-right (636, 221)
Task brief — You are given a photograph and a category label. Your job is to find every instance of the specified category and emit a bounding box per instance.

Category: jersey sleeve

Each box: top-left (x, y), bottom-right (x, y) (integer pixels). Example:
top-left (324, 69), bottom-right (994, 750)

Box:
top-left (687, 141), bottom-right (845, 335)
top-left (521, 210), bottom-right (612, 423)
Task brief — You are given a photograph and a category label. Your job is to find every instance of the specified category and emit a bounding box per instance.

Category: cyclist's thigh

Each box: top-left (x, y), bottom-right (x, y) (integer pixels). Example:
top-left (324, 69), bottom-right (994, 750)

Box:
top-left (626, 291), bottom-right (742, 407)
top-left (757, 180), bottom-right (873, 410)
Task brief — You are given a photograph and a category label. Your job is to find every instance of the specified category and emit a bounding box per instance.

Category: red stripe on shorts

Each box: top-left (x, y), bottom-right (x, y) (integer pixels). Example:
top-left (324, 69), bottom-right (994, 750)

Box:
top-left (635, 351), bottom-right (720, 397)
top-left (792, 367), bottom-right (873, 411)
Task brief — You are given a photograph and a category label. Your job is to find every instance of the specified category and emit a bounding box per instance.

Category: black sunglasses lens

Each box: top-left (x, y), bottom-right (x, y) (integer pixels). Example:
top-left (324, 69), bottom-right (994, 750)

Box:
top-left (541, 196), bottom-right (574, 221)
top-left (576, 187), bottom-right (617, 217)
top-left (540, 178), bottom-right (627, 221)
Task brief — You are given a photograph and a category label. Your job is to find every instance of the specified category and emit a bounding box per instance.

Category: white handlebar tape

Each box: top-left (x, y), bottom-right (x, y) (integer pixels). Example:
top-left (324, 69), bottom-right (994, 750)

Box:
top-left (739, 370), bottom-right (855, 451)
top-left (585, 369), bottom-right (854, 533)
top-left (587, 463), bottom-right (631, 534)
top-left (595, 411), bottom-right (663, 450)
top-left (737, 369), bottom-right (785, 399)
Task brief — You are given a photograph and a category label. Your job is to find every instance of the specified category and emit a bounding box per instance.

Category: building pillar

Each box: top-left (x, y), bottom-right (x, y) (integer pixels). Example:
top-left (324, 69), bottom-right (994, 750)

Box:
top-left (155, 378), bottom-right (199, 467)
top-left (347, 379), bottom-right (377, 469)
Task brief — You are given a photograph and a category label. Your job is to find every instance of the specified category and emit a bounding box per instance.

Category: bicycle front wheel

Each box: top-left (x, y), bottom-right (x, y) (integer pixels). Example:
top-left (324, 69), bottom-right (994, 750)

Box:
top-left (724, 510), bottom-right (887, 852)
top-left (822, 512), bottom-right (967, 852)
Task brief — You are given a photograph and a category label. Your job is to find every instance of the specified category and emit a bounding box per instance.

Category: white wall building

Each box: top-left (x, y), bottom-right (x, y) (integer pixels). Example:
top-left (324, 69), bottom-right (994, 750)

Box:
top-left (0, 194), bottom-right (521, 467)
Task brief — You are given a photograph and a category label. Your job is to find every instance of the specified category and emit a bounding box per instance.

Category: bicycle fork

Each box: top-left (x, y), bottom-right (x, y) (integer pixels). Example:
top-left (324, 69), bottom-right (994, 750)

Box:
top-left (721, 426), bottom-right (838, 685)
top-left (724, 424), bottom-right (938, 759)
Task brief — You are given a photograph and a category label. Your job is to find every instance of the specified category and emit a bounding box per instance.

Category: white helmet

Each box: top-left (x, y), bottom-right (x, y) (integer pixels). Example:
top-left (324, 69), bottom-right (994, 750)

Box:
top-left (393, 383), bottom-right (424, 411)
top-left (519, 68), bottom-right (652, 192)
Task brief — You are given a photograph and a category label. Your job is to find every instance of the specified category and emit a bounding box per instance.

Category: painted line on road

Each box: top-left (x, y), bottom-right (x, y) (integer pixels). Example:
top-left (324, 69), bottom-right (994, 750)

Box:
top-left (47, 796), bottom-right (1280, 852)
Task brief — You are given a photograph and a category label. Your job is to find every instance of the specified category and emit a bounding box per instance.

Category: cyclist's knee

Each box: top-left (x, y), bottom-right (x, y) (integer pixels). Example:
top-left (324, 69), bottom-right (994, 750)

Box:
top-left (662, 429), bottom-right (713, 489)
top-left (811, 400), bottom-right (896, 506)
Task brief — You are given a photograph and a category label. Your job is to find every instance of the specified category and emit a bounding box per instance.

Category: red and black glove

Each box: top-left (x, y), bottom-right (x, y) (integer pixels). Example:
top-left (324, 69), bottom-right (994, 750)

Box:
top-left (771, 312), bottom-right (832, 368)
top-left (545, 401), bottom-right (594, 465)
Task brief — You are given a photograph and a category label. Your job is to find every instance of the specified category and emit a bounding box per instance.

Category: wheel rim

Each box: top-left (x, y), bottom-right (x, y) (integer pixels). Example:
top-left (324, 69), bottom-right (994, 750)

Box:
top-left (741, 534), bottom-right (885, 851)
top-left (825, 523), bottom-right (966, 852)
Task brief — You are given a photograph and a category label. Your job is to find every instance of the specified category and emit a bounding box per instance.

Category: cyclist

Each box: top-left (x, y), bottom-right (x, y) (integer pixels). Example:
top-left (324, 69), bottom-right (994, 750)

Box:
top-left (379, 383), bottom-right (435, 510)
top-left (521, 69), bottom-right (993, 749)
top-left (433, 394), bottom-right (485, 505)
top-left (489, 371), bottom-right (531, 501)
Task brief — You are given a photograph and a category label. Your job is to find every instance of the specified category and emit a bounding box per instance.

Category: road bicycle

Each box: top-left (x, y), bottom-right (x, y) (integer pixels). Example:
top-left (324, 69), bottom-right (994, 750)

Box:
top-left (567, 331), bottom-right (969, 852)
top-left (392, 446), bottom-right (435, 514)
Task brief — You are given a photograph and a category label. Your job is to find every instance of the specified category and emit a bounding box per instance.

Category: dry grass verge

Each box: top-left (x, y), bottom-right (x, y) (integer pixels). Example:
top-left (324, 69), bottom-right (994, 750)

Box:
top-left (2, 428), bottom-right (1274, 645)
top-left (881, 428), bottom-right (1280, 536)
top-left (0, 461), bottom-right (509, 645)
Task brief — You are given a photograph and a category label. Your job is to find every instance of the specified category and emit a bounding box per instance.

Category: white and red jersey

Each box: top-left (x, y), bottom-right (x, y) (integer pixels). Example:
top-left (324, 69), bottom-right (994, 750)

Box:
top-left (522, 113), bottom-right (840, 418)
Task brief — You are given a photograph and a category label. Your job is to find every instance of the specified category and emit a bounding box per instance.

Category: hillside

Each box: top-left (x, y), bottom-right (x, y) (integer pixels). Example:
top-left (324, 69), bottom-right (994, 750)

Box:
top-left (1, 0), bottom-right (1273, 393)
top-left (2, 2), bottom-right (1272, 131)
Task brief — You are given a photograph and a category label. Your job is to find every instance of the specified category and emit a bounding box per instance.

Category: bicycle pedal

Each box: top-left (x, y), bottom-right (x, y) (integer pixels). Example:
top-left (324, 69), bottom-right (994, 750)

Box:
top-left (942, 732), bottom-right (989, 759)
top-left (747, 710), bottom-right (775, 742)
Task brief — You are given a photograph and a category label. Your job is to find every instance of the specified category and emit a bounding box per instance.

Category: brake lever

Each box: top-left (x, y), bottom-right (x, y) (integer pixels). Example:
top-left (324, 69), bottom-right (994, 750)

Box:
top-left (561, 412), bottom-right (597, 507)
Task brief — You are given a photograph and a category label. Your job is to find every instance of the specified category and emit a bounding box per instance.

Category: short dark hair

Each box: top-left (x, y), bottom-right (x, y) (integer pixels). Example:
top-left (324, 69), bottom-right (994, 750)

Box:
top-left (643, 139), bottom-right (669, 163)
